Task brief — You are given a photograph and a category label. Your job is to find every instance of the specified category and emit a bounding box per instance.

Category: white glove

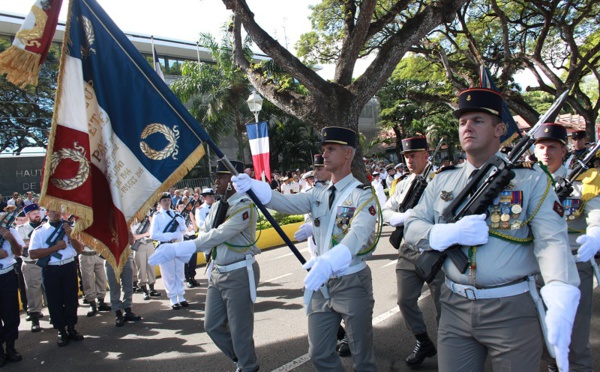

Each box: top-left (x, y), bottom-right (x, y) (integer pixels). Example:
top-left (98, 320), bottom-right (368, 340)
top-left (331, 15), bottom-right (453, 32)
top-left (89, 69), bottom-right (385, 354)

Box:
top-left (576, 226), bottom-right (600, 262)
top-left (303, 244), bottom-right (352, 291)
top-left (429, 214), bottom-right (489, 251)
top-left (389, 210), bottom-right (413, 227)
top-left (231, 173), bottom-right (272, 204)
top-left (148, 243), bottom-right (177, 265)
top-left (174, 240), bottom-right (198, 263)
top-left (541, 282), bottom-right (581, 372)
top-left (294, 222), bottom-right (313, 242)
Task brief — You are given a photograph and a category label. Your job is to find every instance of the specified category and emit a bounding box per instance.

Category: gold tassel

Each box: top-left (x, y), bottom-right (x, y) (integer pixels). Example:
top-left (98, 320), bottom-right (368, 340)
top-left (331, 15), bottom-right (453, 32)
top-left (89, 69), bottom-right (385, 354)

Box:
top-left (0, 46), bottom-right (42, 88)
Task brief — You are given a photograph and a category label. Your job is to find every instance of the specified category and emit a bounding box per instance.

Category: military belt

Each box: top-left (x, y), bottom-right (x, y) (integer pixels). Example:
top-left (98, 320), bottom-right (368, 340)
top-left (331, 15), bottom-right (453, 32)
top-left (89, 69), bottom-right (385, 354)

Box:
top-left (445, 277), bottom-right (529, 300)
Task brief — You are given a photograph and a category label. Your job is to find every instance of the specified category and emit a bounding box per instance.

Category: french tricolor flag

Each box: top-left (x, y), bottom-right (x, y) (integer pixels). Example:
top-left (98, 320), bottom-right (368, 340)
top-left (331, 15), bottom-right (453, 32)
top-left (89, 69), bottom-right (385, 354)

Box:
top-left (246, 121), bottom-right (271, 182)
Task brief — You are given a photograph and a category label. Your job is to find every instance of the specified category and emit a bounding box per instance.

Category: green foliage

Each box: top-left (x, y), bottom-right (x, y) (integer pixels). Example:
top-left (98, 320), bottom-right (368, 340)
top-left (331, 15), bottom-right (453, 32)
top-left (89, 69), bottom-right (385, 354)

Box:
top-left (170, 32), bottom-right (254, 161)
top-left (257, 211), bottom-right (304, 230)
top-left (0, 40), bottom-right (60, 154)
top-left (267, 114), bottom-right (320, 173)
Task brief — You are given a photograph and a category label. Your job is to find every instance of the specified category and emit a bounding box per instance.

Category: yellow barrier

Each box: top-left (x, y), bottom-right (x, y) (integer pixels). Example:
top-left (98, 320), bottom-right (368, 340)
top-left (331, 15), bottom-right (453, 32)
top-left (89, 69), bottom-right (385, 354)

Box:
top-left (154, 221), bottom-right (304, 278)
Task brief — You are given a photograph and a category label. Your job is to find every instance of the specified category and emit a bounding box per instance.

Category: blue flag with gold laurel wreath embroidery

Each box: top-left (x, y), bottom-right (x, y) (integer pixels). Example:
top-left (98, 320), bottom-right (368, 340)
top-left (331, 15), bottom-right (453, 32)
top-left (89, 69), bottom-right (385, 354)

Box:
top-left (40, 0), bottom-right (209, 275)
top-left (480, 66), bottom-right (522, 146)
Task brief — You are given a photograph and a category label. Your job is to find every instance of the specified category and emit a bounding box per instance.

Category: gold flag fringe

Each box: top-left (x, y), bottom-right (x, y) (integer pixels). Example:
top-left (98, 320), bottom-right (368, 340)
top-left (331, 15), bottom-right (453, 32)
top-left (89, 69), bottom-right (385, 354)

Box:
top-left (75, 231), bottom-right (130, 280)
top-left (0, 46), bottom-right (42, 88)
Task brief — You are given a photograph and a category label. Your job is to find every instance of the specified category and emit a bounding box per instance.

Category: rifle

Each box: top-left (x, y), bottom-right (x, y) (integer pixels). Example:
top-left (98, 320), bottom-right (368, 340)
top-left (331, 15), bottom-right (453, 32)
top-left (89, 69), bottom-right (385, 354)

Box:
top-left (415, 90), bottom-right (570, 283)
top-left (36, 215), bottom-right (75, 269)
top-left (555, 141), bottom-right (600, 202)
top-left (131, 208), bottom-right (154, 251)
top-left (205, 184), bottom-right (233, 265)
top-left (389, 138), bottom-right (444, 249)
top-left (163, 210), bottom-right (182, 234)
top-left (0, 206), bottom-right (21, 247)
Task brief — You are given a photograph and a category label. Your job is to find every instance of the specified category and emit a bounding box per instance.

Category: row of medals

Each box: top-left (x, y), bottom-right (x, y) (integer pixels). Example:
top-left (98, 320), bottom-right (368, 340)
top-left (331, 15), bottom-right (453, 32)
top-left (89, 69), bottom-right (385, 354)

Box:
top-left (490, 204), bottom-right (522, 230)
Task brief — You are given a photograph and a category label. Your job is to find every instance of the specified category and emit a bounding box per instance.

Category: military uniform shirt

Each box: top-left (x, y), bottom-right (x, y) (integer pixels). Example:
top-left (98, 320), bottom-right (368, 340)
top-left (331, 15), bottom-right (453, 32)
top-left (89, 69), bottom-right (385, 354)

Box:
top-left (150, 209), bottom-right (186, 243)
top-left (268, 173), bottom-right (378, 266)
top-left (404, 155), bottom-right (579, 287)
top-left (554, 165), bottom-right (600, 251)
top-left (193, 193), bottom-right (259, 266)
top-left (29, 223), bottom-right (78, 263)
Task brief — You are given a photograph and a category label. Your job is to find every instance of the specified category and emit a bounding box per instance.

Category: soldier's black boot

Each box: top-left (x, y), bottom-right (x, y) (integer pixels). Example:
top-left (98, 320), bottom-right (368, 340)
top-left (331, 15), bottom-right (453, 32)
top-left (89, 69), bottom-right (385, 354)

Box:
top-left (31, 317), bottom-right (41, 333)
top-left (5, 342), bottom-right (22, 363)
top-left (149, 284), bottom-right (161, 297)
top-left (86, 300), bottom-right (98, 317)
top-left (57, 328), bottom-right (69, 347)
top-left (67, 325), bottom-right (84, 341)
top-left (124, 308), bottom-right (141, 322)
top-left (97, 298), bottom-right (111, 312)
top-left (0, 344), bottom-right (6, 367)
top-left (405, 332), bottom-right (436, 366)
top-left (115, 310), bottom-right (125, 327)
top-left (140, 285), bottom-right (150, 300)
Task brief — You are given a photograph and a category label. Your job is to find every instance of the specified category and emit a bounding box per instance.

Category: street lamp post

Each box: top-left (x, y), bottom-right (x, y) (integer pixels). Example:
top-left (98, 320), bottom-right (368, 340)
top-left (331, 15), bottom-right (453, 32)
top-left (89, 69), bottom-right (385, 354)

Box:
top-left (247, 90), bottom-right (263, 123)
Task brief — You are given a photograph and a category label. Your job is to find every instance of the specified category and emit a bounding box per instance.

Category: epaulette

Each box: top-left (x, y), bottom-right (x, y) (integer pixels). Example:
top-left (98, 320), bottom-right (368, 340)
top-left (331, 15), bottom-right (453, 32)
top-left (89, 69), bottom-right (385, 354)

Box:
top-left (399, 174), bottom-right (410, 181)
top-left (153, 211), bottom-right (160, 215)
top-left (515, 161), bottom-right (536, 169)
top-left (435, 165), bottom-right (456, 174)
top-left (34, 225), bottom-right (43, 231)
top-left (357, 184), bottom-right (372, 190)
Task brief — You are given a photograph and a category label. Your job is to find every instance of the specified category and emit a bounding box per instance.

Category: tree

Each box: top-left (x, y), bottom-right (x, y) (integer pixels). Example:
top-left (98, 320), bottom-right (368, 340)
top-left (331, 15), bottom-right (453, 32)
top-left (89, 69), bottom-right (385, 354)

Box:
top-left (0, 40), bottom-right (59, 154)
top-left (268, 114), bottom-right (320, 173)
top-left (222, 0), bottom-right (469, 181)
top-left (377, 55), bottom-right (455, 160)
top-left (411, 0), bottom-right (600, 136)
top-left (170, 32), bottom-right (255, 162)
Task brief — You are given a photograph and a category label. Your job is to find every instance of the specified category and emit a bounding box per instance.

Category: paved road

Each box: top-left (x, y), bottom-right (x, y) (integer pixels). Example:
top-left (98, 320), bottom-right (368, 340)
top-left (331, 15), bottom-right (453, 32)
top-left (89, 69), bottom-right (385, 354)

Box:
top-left (7, 226), bottom-right (600, 371)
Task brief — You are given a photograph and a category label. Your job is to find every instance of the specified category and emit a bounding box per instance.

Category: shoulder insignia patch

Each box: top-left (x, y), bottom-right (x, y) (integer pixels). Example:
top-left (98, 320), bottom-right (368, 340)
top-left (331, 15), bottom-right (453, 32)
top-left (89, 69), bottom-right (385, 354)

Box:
top-left (435, 165), bottom-right (456, 174)
top-left (553, 200), bottom-right (564, 217)
top-left (242, 211), bottom-right (249, 220)
top-left (369, 205), bottom-right (376, 216)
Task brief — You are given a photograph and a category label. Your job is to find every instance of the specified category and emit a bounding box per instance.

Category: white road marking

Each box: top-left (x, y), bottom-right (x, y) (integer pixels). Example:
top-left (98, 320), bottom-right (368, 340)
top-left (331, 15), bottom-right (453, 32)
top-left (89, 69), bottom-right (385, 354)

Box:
top-left (381, 260), bottom-right (397, 268)
top-left (260, 273), bottom-right (293, 285)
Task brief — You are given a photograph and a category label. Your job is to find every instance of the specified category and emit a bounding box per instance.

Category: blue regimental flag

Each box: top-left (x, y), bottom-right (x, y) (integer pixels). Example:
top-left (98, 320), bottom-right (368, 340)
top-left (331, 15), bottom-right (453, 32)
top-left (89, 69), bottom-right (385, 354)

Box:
top-left (480, 65), bottom-right (522, 146)
top-left (40, 0), bottom-right (209, 275)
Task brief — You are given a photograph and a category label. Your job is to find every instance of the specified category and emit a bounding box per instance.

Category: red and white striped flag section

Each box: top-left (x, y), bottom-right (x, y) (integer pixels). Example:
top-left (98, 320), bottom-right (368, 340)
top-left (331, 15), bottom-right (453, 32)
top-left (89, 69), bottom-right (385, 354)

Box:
top-left (0, 0), bottom-right (63, 88)
top-left (246, 121), bottom-right (271, 182)
top-left (40, 0), bottom-right (206, 276)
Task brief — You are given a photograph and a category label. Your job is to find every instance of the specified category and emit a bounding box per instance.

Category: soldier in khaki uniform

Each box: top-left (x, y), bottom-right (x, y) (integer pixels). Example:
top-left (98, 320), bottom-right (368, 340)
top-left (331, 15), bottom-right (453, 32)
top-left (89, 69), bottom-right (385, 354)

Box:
top-left (150, 160), bottom-right (261, 372)
top-left (382, 136), bottom-right (442, 367)
top-left (233, 127), bottom-right (380, 372)
top-left (404, 88), bottom-right (581, 371)
top-left (534, 123), bottom-right (600, 371)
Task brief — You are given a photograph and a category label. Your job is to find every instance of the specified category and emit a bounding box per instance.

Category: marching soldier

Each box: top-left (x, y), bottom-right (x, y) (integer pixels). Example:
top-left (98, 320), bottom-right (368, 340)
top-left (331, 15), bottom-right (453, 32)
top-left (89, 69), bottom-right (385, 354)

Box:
top-left (0, 207), bottom-right (25, 365)
top-left (131, 215), bottom-right (161, 300)
top-left (570, 130), bottom-right (588, 163)
top-left (382, 136), bottom-right (442, 367)
top-left (150, 160), bottom-right (261, 372)
top-left (29, 210), bottom-right (85, 347)
top-left (149, 193), bottom-right (187, 310)
top-left (404, 88), bottom-right (580, 371)
top-left (16, 203), bottom-right (46, 332)
top-left (534, 123), bottom-right (599, 371)
top-left (233, 127), bottom-right (380, 371)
